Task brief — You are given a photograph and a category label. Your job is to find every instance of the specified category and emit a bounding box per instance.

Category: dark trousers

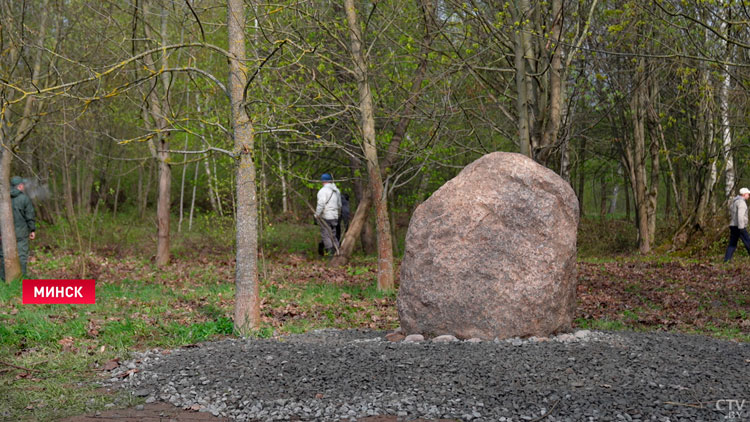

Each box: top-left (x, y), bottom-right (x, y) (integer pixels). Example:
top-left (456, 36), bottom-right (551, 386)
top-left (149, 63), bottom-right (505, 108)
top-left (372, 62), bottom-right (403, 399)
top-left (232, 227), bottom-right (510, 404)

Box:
top-left (724, 226), bottom-right (750, 262)
top-left (319, 218), bottom-right (339, 253)
top-left (0, 237), bottom-right (30, 281)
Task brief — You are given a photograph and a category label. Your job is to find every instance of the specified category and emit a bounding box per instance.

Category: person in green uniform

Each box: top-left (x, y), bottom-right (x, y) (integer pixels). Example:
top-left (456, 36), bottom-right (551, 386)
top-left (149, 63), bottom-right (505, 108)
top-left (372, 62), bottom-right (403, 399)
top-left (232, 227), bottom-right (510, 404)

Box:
top-left (0, 176), bottom-right (36, 280)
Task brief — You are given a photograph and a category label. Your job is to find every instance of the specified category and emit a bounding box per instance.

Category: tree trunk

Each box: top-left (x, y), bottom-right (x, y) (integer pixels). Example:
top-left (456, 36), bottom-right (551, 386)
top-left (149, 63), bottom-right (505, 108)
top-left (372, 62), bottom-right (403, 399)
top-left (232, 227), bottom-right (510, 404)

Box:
top-left (155, 146), bottom-right (171, 266)
top-left (720, 17), bottom-right (734, 200)
top-left (609, 182), bottom-right (620, 215)
top-left (344, 0), bottom-right (394, 291)
top-left (0, 147), bottom-right (21, 281)
top-left (213, 154), bottom-right (224, 217)
top-left (178, 134), bottom-right (189, 232)
top-left (625, 171), bottom-right (631, 222)
top-left (81, 164), bottom-right (94, 215)
top-left (189, 160), bottom-right (199, 230)
top-left (62, 140), bottom-right (76, 221)
top-left (229, 0), bottom-right (260, 335)
top-left (331, 189), bottom-right (372, 267)
top-left (599, 178), bottom-right (608, 219)
top-left (537, 0), bottom-right (564, 166)
top-left (349, 154), bottom-right (376, 255)
top-left (279, 149), bottom-right (288, 213)
top-left (197, 99), bottom-right (221, 215)
top-left (670, 55), bottom-right (720, 249)
top-left (577, 137), bottom-right (587, 215)
top-left (646, 97), bottom-right (660, 245)
top-left (203, 157), bottom-right (220, 214)
top-left (141, 0), bottom-right (172, 267)
top-left (512, 0), bottom-right (532, 157)
top-left (628, 59), bottom-right (651, 254)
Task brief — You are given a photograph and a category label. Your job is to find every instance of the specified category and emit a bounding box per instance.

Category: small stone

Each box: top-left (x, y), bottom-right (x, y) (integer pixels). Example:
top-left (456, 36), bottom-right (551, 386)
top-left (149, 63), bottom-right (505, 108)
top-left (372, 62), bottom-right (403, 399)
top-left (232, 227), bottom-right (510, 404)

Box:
top-left (574, 330), bottom-right (591, 339)
top-left (466, 338), bottom-right (482, 343)
top-left (556, 333), bottom-right (576, 342)
top-left (432, 334), bottom-right (459, 343)
top-left (403, 334), bottom-right (424, 343)
top-left (133, 389), bottom-right (150, 397)
top-left (385, 332), bottom-right (405, 342)
top-left (135, 405), bottom-right (144, 411)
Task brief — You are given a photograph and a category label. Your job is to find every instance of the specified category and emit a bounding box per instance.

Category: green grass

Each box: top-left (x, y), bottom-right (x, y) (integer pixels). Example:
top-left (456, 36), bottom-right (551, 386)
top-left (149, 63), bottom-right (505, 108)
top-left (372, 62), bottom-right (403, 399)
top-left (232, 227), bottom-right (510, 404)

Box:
top-left (0, 214), bottom-right (401, 421)
top-left (1, 213), bottom-right (748, 421)
top-left (0, 255), bottom-right (241, 421)
top-left (261, 222), bottom-right (320, 257)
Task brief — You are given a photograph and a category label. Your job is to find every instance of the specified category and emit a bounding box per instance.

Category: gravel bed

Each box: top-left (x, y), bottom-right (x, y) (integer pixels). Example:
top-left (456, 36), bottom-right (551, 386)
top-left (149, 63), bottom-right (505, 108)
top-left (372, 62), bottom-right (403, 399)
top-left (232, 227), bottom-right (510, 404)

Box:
top-left (109, 330), bottom-right (749, 421)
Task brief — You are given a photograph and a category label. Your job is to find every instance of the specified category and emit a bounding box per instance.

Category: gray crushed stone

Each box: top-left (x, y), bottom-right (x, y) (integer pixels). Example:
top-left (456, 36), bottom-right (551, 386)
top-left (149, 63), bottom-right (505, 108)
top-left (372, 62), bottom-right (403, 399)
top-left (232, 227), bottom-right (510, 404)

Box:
top-left (108, 329), bottom-right (750, 421)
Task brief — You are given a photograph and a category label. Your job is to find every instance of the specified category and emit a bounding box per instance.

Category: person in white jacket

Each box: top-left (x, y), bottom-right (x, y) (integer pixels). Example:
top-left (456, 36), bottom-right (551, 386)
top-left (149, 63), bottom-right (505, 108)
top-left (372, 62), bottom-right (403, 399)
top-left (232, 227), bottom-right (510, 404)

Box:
top-left (724, 187), bottom-right (750, 262)
top-left (315, 173), bottom-right (342, 256)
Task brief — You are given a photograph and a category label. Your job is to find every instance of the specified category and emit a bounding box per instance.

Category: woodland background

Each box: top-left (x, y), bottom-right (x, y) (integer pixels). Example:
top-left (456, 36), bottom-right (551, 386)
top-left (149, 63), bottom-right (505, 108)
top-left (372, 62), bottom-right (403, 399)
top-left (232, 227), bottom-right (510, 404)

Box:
top-left (2, 0), bottom-right (750, 334)
top-left (2, 2), bottom-right (750, 420)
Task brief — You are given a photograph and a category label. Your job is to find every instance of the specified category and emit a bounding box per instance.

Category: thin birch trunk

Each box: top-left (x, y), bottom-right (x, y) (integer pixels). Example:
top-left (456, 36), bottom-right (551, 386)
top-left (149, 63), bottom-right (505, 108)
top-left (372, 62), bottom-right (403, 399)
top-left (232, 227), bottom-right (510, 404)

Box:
top-left (189, 160), bottom-right (199, 231)
top-left (178, 92), bottom-right (190, 232)
top-left (279, 149), bottom-right (288, 213)
top-left (720, 17), bottom-right (734, 200)
top-left (113, 162), bottom-right (122, 217)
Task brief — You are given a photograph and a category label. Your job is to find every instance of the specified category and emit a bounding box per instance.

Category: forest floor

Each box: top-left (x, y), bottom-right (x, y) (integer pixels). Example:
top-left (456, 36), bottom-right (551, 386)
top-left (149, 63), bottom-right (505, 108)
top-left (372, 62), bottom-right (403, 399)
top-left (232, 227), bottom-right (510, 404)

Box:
top-left (0, 215), bottom-right (749, 421)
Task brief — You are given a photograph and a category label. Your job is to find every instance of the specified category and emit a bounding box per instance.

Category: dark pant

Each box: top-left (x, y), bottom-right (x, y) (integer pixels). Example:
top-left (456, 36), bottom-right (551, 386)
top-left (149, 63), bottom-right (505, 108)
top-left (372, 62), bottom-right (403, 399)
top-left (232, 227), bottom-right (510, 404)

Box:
top-left (0, 237), bottom-right (30, 281)
top-left (724, 226), bottom-right (750, 262)
top-left (319, 219), bottom-right (339, 253)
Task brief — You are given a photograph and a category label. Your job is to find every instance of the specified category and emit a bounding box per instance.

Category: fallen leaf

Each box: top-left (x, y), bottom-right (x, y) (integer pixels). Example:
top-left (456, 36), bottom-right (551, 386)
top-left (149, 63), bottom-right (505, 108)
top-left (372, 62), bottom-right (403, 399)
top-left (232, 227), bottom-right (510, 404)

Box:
top-left (117, 368), bottom-right (138, 378)
top-left (58, 337), bottom-right (77, 353)
top-left (102, 359), bottom-right (119, 371)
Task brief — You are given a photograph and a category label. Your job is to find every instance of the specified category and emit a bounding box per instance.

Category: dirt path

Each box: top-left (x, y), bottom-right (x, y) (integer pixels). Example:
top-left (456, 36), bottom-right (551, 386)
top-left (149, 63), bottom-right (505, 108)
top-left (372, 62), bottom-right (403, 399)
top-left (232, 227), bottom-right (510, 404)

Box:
top-left (58, 402), bottom-right (229, 422)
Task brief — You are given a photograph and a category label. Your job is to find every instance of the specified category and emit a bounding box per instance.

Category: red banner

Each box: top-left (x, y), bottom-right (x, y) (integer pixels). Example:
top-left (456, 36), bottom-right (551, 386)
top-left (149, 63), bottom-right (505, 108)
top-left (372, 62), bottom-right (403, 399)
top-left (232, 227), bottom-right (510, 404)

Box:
top-left (22, 279), bottom-right (96, 304)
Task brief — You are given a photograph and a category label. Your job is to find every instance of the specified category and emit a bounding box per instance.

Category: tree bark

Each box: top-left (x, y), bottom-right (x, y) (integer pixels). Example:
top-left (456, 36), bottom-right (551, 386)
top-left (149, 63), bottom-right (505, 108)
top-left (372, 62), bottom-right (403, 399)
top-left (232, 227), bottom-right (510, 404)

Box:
top-left (537, 0), bottom-right (563, 165)
top-left (0, 0), bottom-right (49, 280)
top-left (344, 0), bottom-right (394, 291)
top-left (331, 189), bottom-right (372, 267)
top-left (189, 160), bottom-right (199, 230)
top-left (720, 16), bottom-right (734, 200)
top-left (626, 57), bottom-right (651, 254)
top-left (348, 153), bottom-right (376, 255)
top-left (0, 147), bottom-right (21, 281)
top-left (577, 137), bottom-right (587, 215)
top-left (140, 0), bottom-right (172, 267)
top-left (229, 0), bottom-right (260, 335)
top-left (512, 0), bottom-right (532, 157)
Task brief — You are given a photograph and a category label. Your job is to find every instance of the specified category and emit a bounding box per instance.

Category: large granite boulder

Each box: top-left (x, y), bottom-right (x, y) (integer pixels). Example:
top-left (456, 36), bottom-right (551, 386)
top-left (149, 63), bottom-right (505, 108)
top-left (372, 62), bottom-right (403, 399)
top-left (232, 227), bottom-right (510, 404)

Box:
top-left (397, 152), bottom-right (579, 340)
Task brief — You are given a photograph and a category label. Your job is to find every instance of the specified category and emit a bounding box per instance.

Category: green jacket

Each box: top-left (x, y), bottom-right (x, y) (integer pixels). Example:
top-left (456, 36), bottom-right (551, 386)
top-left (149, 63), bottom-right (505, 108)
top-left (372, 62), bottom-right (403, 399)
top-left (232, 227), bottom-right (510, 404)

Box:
top-left (11, 188), bottom-right (35, 238)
